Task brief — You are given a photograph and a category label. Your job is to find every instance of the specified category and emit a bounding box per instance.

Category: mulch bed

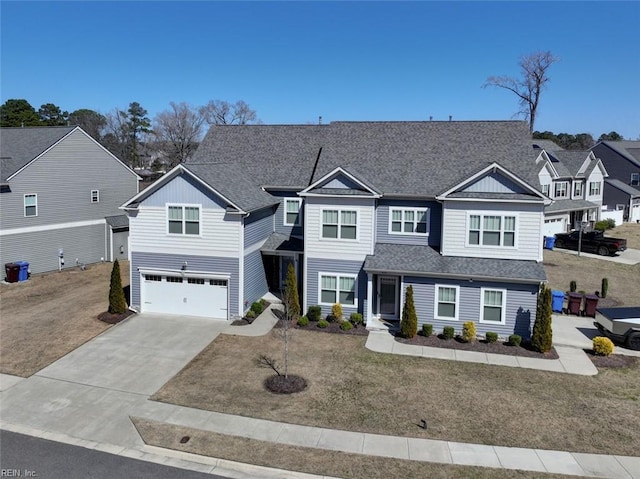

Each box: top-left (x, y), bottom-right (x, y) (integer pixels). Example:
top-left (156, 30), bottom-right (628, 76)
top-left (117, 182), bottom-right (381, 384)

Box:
top-left (97, 310), bottom-right (135, 324)
top-left (284, 319), bottom-right (369, 336)
top-left (585, 350), bottom-right (638, 368)
top-left (395, 332), bottom-right (560, 359)
top-left (263, 374), bottom-right (308, 394)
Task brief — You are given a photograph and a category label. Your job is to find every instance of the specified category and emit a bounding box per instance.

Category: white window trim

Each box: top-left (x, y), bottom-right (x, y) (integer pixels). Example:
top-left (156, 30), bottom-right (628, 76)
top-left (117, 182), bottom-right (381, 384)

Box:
top-left (573, 182), bottom-right (583, 198)
top-left (466, 212), bottom-right (518, 248)
top-left (554, 181), bottom-right (569, 199)
top-left (283, 198), bottom-right (302, 226)
top-left (388, 207), bottom-right (429, 236)
top-left (479, 288), bottom-right (507, 325)
top-left (320, 208), bottom-right (359, 241)
top-left (166, 203), bottom-right (202, 236)
top-left (317, 272), bottom-right (357, 306)
top-left (434, 284), bottom-right (460, 321)
top-left (541, 184), bottom-right (550, 196)
top-left (24, 193), bottom-right (37, 217)
top-left (588, 181), bottom-right (601, 196)
top-left (91, 189), bottom-right (100, 203)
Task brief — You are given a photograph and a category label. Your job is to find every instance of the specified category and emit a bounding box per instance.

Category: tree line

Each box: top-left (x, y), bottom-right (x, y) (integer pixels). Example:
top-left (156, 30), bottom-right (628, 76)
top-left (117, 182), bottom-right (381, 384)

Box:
top-left (532, 130), bottom-right (624, 150)
top-left (0, 98), bottom-right (259, 170)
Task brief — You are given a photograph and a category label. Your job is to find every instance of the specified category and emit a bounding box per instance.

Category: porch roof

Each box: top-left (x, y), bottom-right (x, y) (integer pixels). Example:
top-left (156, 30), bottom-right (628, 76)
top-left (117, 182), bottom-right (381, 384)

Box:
top-left (545, 199), bottom-right (599, 214)
top-left (364, 243), bottom-right (546, 283)
top-left (261, 232), bottom-right (304, 254)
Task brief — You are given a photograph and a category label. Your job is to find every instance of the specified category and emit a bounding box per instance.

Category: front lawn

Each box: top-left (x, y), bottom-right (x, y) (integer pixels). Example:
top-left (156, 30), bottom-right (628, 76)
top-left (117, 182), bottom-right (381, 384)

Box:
top-left (152, 329), bottom-right (639, 456)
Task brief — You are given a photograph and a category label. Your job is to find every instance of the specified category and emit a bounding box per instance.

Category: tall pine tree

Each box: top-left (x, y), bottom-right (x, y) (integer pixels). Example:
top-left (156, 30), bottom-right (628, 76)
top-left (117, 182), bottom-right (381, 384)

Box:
top-left (532, 284), bottom-right (553, 352)
top-left (284, 262), bottom-right (300, 320)
top-left (400, 285), bottom-right (418, 339)
top-left (108, 260), bottom-right (127, 314)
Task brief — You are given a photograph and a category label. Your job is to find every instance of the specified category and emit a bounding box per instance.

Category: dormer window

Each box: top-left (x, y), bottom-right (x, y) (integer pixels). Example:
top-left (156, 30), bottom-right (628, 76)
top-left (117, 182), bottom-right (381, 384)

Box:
top-left (554, 182), bottom-right (568, 199)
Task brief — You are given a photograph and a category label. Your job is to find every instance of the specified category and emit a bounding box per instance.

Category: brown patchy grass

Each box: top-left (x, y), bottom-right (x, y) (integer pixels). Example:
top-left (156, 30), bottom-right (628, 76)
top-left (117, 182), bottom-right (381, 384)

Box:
top-left (0, 261), bottom-right (129, 377)
top-left (152, 329), bottom-right (640, 456)
top-left (132, 418), bottom-right (580, 479)
top-left (611, 222), bottom-right (640, 249)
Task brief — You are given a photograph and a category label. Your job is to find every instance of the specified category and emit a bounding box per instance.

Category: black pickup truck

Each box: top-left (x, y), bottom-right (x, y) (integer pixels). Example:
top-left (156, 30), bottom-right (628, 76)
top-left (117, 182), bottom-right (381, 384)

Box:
top-left (594, 307), bottom-right (640, 350)
top-left (553, 230), bottom-right (627, 256)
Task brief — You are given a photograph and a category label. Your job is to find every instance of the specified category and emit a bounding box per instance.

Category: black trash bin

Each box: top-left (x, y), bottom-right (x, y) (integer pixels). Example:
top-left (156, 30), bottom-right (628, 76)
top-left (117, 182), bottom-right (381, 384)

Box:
top-left (567, 292), bottom-right (583, 315)
top-left (4, 263), bottom-right (19, 283)
top-left (584, 294), bottom-right (599, 318)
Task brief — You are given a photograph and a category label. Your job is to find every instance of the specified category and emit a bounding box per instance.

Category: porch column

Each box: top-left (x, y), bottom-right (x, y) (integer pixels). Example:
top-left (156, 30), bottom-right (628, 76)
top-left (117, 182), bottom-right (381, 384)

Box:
top-left (366, 273), bottom-right (373, 326)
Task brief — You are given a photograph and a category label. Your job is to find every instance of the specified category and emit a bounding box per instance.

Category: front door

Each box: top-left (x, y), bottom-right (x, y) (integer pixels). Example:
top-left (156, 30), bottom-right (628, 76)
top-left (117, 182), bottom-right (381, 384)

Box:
top-left (378, 276), bottom-right (399, 319)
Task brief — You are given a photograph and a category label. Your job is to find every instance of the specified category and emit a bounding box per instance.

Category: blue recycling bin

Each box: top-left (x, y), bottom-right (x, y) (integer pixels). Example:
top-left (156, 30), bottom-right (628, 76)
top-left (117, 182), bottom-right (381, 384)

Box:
top-left (15, 261), bottom-right (29, 281)
top-left (544, 236), bottom-right (556, 250)
top-left (551, 290), bottom-right (565, 313)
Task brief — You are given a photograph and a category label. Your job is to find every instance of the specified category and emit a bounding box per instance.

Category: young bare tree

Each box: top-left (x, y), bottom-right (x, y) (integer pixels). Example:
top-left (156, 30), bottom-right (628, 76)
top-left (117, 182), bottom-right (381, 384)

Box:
top-left (201, 99), bottom-right (259, 126)
top-left (153, 102), bottom-right (206, 169)
top-left (484, 51), bottom-right (559, 133)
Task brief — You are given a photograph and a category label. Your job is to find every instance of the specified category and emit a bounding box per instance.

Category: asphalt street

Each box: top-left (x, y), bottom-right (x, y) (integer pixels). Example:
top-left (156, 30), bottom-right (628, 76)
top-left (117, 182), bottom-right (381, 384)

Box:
top-left (0, 430), bottom-right (226, 479)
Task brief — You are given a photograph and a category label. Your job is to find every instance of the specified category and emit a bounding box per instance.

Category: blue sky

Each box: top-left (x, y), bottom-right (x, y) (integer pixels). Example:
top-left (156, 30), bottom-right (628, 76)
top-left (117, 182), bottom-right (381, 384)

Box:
top-left (1, 1), bottom-right (639, 138)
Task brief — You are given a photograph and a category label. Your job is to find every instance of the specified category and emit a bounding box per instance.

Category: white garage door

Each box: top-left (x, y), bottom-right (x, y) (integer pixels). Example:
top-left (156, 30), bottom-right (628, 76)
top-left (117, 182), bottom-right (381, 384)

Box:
top-left (142, 273), bottom-right (228, 319)
top-left (543, 218), bottom-right (566, 237)
top-left (631, 204), bottom-right (640, 223)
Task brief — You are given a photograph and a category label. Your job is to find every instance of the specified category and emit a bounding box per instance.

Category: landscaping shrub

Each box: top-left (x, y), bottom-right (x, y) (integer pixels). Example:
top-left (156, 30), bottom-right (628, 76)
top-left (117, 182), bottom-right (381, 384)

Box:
top-left (400, 285), bottom-right (418, 338)
top-left (443, 326), bottom-right (455, 340)
top-left (250, 301), bottom-right (264, 315)
top-left (593, 336), bottom-right (614, 356)
top-left (485, 332), bottom-right (498, 343)
top-left (532, 284), bottom-right (553, 353)
top-left (349, 313), bottom-right (363, 326)
top-left (332, 303), bottom-right (343, 321)
top-left (422, 324), bottom-right (433, 337)
top-left (108, 259), bottom-right (127, 314)
top-left (317, 319), bottom-right (329, 329)
top-left (570, 280), bottom-right (577, 293)
top-left (508, 334), bottom-right (522, 347)
top-left (462, 321), bottom-right (476, 343)
top-left (284, 263), bottom-right (300, 320)
top-left (594, 218), bottom-right (616, 231)
top-left (307, 306), bottom-right (322, 322)
top-left (601, 278), bottom-right (608, 299)
top-left (297, 315), bottom-right (309, 327)
top-left (245, 309), bottom-right (256, 319)
top-left (339, 320), bottom-right (353, 331)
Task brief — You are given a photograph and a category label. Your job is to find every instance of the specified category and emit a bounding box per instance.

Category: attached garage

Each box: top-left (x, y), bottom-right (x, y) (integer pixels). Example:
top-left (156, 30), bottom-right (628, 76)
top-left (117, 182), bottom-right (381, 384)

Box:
top-left (140, 271), bottom-right (229, 319)
top-left (543, 217), bottom-right (567, 237)
top-left (631, 203), bottom-right (640, 223)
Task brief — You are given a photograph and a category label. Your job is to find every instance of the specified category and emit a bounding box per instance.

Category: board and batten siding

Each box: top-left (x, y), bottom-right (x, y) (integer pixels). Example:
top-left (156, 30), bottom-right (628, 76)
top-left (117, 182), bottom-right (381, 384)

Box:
top-left (305, 257), bottom-right (367, 317)
top-left (440, 200), bottom-right (543, 261)
top-left (405, 276), bottom-right (538, 339)
top-left (0, 128), bottom-right (138, 231)
top-left (130, 251), bottom-right (240, 316)
top-left (0, 223), bottom-right (107, 274)
top-left (138, 174), bottom-right (227, 209)
top-left (271, 192), bottom-right (304, 238)
top-left (304, 196), bottom-right (375, 261)
top-left (243, 249), bottom-right (269, 311)
top-left (244, 207), bottom-right (275, 247)
top-left (375, 199), bottom-right (441, 246)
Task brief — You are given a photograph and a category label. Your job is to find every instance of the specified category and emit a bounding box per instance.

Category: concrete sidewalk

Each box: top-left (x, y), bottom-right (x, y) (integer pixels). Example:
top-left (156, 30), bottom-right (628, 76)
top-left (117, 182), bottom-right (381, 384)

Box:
top-left (553, 246), bottom-right (640, 265)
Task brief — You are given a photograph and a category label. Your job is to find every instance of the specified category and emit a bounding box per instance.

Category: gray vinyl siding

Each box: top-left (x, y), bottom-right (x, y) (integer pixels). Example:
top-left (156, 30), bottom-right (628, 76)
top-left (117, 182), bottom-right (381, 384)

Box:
top-left (130, 251), bottom-right (240, 316)
top-left (461, 172), bottom-right (529, 194)
top-left (306, 257), bottom-right (367, 317)
top-left (140, 174), bottom-right (227, 209)
top-left (603, 185), bottom-right (630, 212)
top-left (244, 206), bottom-right (275, 247)
top-left (376, 199), bottom-right (441, 246)
top-left (111, 229), bottom-right (129, 261)
top-left (0, 129), bottom-right (138, 230)
top-left (592, 144), bottom-right (640, 187)
top-left (243, 249), bottom-right (269, 310)
top-left (1, 223), bottom-right (107, 274)
top-left (405, 276), bottom-right (538, 339)
top-left (271, 191), bottom-right (304, 237)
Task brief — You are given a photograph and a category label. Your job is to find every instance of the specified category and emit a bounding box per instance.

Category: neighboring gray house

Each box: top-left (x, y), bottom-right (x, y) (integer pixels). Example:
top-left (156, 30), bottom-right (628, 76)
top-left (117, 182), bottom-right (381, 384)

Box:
top-left (0, 126), bottom-right (140, 274)
top-left (121, 121), bottom-right (549, 339)
top-left (591, 140), bottom-right (640, 222)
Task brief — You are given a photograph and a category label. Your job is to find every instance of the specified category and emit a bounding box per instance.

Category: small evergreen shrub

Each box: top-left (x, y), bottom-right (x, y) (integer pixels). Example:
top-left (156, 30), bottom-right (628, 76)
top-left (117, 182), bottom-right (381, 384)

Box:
top-left (349, 313), bottom-right (363, 326)
top-left (422, 324), bottom-right (433, 337)
top-left (297, 315), bottom-right (309, 327)
top-left (326, 314), bottom-right (338, 323)
top-left (108, 259), bottom-right (127, 314)
top-left (570, 280), bottom-right (577, 293)
top-left (339, 320), bottom-right (353, 331)
top-left (532, 284), bottom-right (553, 353)
top-left (250, 301), bottom-right (264, 315)
top-left (485, 332), bottom-right (499, 343)
top-left (462, 321), bottom-right (476, 343)
top-left (508, 334), bottom-right (522, 347)
top-left (307, 306), bottom-right (322, 322)
top-left (317, 319), bottom-right (329, 329)
top-left (594, 218), bottom-right (616, 231)
top-left (443, 326), bottom-right (455, 340)
top-left (332, 303), bottom-right (343, 321)
top-left (601, 278), bottom-right (608, 299)
top-left (400, 285), bottom-right (418, 338)
top-left (245, 309), bottom-right (256, 319)
top-left (260, 298), bottom-right (268, 308)
top-left (593, 336), bottom-right (614, 356)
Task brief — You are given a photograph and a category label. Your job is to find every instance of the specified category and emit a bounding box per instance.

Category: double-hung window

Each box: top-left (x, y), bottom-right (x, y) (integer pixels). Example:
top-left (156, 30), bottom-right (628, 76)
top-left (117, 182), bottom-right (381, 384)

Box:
top-left (24, 194), bottom-right (37, 217)
top-left (468, 214), bottom-right (515, 247)
top-left (390, 208), bottom-right (428, 234)
top-left (589, 181), bottom-right (601, 196)
top-left (632, 173), bottom-right (640, 186)
top-left (573, 182), bottom-right (583, 198)
top-left (322, 209), bottom-right (357, 240)
top-left (435, 285), bottom-right (459, 320)
top-left (541, 184), bottom-right (550, 196)
top-left (480, 289), bottom-right (506, 324)
top-left (284, 198), bottom-right (302, 226)
top-left (91, 190), bottom-right (100, 203)
top-left (320, 274), bottom-right (356, 305)
top-left (168, 205), bottom-right (200, 235)
top-left (554, 182), bottom-right (568, 199)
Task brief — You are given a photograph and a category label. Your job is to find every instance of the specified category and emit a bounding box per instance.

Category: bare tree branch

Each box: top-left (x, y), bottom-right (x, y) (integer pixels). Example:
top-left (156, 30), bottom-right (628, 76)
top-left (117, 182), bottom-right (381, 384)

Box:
top-left (201, 100), bottom-right (259, 126)
top-left (152, 102), bottom-right (205, 169)
top-left (256, 354), bottom-right (281, 376)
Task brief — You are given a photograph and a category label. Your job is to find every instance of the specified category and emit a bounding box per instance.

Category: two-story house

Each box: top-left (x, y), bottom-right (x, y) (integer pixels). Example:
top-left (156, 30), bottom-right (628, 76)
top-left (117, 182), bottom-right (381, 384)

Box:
top-left (0, 126), bottom-right (140, 274)
top-left (533, 143), bottom-right (608, 236)
top-left (121, 121), bottom-right (549, 339)
top-left (591, 140), bottom-right (640, 222)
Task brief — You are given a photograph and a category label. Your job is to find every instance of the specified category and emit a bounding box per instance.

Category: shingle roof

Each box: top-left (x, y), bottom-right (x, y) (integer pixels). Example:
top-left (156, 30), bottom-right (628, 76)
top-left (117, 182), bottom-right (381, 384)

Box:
top-left (605, 178), bottom-right (640, 197)
top-left (188, 121), bottom-right (540, 198)
top-left (105, 214), bottom-right (129, 229)
top-left (552, 151), bottom-right (591, 176)
top-left (261, 232), bottom-right (304, 253)
top-left (531, 139), bottom-right (564, 151)
top-left (0, 126), bottom-right (76, 182)
top-left (596, 141), bottom-right (640, 168)
top-left (544, 199), bottom-right (600, 213)
top-left (364, 243), bottom-right (546, 283)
